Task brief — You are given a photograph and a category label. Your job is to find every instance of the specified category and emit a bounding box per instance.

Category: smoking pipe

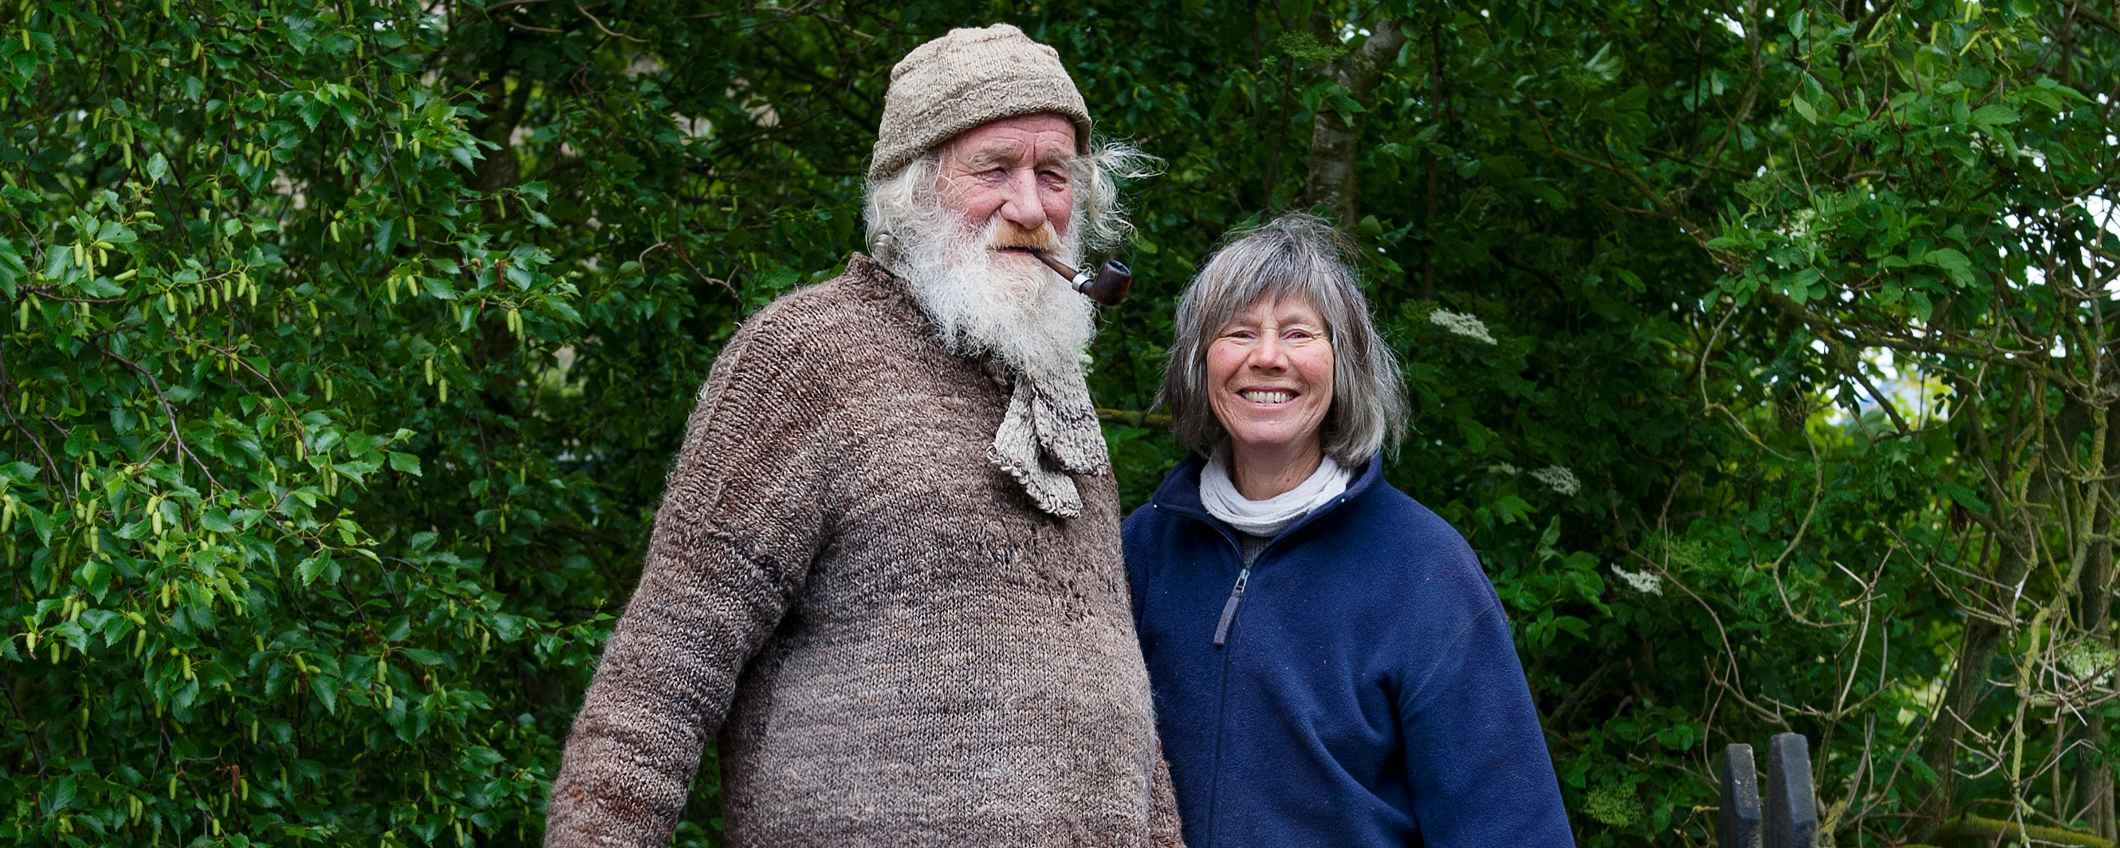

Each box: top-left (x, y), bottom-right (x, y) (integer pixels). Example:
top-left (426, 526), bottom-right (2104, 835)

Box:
top-left (1031, 251), bottom-right (1133, 306)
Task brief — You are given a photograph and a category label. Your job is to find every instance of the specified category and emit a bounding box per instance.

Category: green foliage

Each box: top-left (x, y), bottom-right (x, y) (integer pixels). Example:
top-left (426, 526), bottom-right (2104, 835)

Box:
top-left (2, 0), bottom-right (2116, 845)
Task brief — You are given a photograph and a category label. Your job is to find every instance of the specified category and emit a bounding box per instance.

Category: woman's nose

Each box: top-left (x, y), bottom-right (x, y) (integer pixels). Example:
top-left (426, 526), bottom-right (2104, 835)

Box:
top-left (1248, 336), bottom-right (1289, 370)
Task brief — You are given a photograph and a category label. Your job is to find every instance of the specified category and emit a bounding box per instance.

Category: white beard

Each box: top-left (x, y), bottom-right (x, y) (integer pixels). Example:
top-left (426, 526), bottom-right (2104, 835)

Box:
top-left (895, 214), bottom-right (1097, 382)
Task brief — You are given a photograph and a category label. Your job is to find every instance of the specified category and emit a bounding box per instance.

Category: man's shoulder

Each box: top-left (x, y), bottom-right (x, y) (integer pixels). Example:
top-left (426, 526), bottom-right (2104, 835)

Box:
top-left (723, 255), bottom-right (920, 366)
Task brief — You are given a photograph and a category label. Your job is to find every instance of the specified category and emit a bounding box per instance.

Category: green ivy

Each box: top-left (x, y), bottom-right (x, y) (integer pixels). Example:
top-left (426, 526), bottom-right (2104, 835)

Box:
top-left (3, 0), bottom-right (2116, 845)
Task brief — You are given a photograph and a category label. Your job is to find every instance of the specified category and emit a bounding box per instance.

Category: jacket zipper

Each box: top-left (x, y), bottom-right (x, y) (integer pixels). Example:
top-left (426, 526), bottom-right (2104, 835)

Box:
top-left (1205, 530), bottom-right (1246, 848)
top-left (1156, 482), bottom-right (1354, 848)
top-left (1212, 567), bottom-right (1249, 647)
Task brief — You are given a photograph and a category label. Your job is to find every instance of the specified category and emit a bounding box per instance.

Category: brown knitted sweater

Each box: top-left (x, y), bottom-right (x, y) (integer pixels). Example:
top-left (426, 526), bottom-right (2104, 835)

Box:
top-left (545, 255), bottom-right (1183, 847)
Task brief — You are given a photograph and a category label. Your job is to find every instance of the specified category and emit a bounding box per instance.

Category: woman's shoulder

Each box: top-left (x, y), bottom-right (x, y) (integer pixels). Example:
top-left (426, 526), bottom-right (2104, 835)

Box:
top-left (1336, 481), bottom-right (1500, 607)
top-left (1344, 480), bottom-right (1470, 552)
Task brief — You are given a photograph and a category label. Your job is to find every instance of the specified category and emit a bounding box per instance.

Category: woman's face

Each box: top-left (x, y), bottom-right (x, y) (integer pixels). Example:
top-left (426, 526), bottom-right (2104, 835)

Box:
top-left (1206, 294), bottom-right (1335, 462)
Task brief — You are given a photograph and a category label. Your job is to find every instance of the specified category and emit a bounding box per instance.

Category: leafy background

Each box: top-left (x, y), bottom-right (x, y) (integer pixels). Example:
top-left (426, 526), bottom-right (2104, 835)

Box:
top-left (3, 0), bottom-right (2117, 845)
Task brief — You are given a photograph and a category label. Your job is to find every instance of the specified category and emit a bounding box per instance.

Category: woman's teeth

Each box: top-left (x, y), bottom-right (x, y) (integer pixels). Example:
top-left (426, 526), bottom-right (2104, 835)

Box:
top-left (1241, 390), bottom-right (1293, 404)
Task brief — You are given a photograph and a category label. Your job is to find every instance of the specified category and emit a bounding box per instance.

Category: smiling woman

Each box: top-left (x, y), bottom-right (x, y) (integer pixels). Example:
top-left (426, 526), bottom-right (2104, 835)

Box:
top-left (1204, 294), bottom-right (1337, 499)
top-left (1157, 214), bottom-right (1405, 480)
top-left (1125, 213), bottom-right (1576, 847)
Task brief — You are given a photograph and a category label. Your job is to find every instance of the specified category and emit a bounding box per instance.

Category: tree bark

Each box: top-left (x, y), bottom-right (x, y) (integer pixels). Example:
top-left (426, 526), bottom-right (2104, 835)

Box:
top-left (2070, 422), bottom-right (2120, 838)
top-left (1304, 18), bottom-right (1407, 228)
top-left (1914, 409), bottom-right (2077, 837)
top-left (1913, 600), bottom-right (2012, 834)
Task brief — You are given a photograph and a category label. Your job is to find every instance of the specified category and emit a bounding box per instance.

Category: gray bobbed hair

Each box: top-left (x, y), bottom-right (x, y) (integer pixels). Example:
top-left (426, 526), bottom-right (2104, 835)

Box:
top-left (1157, 213), bottom-right (1408, 466)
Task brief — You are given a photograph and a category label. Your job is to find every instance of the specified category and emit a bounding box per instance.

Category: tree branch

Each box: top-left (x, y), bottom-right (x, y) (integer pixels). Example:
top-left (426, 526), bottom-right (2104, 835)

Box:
top-left (1304, 17), bottom-right (1407, 227)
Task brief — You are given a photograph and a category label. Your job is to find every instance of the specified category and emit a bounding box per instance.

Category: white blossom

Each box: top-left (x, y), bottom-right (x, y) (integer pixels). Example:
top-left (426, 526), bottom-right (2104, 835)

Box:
top-left (1612, 564), bottom-right (1664, 596)
top-left (1428, 308), bottom-right (1497, 345)
top-left (1532, 465), bottom-right (1581, 497)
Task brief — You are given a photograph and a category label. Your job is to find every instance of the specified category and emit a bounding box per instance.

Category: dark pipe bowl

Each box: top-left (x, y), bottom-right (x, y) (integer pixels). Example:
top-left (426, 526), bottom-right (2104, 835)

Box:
top-left (1082, 260), bottom-right (1132, 306)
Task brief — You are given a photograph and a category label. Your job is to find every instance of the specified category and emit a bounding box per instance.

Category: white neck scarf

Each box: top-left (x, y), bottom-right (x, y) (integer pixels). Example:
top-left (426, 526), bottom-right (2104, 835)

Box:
top-left (1200, 445), bottom-right (1352, 537)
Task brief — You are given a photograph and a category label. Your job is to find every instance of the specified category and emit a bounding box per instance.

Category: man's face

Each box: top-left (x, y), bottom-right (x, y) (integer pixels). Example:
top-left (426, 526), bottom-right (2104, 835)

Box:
top-left (934, 114), bottom-right (1078, 262)
top-left (891, 112), bottom-right (1095, 381)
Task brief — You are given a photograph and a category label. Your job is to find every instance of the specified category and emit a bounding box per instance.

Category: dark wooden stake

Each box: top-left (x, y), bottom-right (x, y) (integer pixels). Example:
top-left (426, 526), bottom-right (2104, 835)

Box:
top-left (1765, 733), bottom-right (1818, 848)
top-left (1721, 743), bottom-right (1763, 848)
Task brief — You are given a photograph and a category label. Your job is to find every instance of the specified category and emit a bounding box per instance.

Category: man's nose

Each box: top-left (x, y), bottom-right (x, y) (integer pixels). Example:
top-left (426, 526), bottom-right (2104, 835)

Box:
top-left (997, 169), bottom-right (1047, 231)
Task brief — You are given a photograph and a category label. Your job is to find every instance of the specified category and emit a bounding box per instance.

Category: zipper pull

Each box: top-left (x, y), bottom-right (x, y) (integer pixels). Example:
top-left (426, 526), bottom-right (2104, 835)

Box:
top-left (1212, 568), bottom-right (1250, 648)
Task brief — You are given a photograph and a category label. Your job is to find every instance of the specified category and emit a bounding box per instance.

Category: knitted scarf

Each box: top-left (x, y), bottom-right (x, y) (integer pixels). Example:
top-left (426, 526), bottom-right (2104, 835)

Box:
top-left (988, 366), bottom-right (1109, 518)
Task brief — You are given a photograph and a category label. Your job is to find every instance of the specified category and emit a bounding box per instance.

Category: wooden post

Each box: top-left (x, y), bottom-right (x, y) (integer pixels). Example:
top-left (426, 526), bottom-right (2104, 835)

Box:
top-left (1720, 744), bottom-right (1763, 848)
top-left (1765, 733), bottom-right (1818, 848)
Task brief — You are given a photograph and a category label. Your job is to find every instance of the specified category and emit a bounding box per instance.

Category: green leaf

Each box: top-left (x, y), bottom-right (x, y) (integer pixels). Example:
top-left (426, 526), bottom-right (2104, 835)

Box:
top-left (492, 613), bottom-right (527, 642)
top-left (43, 777), bottom-right (76, 814)
top-left (1493, 494), bottom-right (1534, 525)
top-left (311, 675), bottom-right (338, 715)
top-left (401, 648), bottom-right (448, 667)
top-left (373, 218), bottom-right (396, 255)
top-left (0, 238), bottom-right (24, 298)
top-left (1924, 248), bottom-right (1977, 288)
top-left (79, 558), bottom-right (110, 598)
top-left (1791, 92), bottom-right (1821, 124)
top-left (297, 555), bottom-right (338, 586)
top-left (1941, 483), bottom-right (1991, 515)
top-left (54, 620), bottom-right (89, 652)
top-left (200, 510), bottom-right (235, 533)
top-left (24, 503), bottom-right (53, 546)
top-left (388, 451), bottom-right (422, 476)
top-left (79, 275), bottom-right (125, 297)
top-left (1971, 103), bottom-right (2019, 126)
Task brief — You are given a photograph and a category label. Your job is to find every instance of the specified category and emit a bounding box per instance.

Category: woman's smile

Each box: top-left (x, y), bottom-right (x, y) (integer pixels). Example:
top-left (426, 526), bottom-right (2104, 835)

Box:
top-left (1206, 294), bottom-right (1336, 482)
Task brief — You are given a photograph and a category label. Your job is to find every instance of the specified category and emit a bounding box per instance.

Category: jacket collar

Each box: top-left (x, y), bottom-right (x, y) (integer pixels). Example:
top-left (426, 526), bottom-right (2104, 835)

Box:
top-left (1151, 450), bottom-right (1384, 538)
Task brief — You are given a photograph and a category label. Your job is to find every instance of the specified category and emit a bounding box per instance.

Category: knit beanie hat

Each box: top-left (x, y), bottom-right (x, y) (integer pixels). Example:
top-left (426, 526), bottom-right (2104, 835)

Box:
top-left (868, 24), bottom-right (1092, 182)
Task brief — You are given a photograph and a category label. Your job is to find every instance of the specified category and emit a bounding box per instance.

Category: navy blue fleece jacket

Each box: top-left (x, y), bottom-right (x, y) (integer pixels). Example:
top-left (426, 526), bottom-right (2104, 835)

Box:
top-left (1123, 455), bottom-right (1574, 848)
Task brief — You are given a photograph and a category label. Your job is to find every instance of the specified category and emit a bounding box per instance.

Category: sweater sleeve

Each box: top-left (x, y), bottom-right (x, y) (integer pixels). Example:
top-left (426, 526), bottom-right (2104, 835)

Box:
top-left (1121, 506), bottom-right (1151, 628)
top-left (546, 310), bottom-right (836, 848)
top-left (1122, 508), bottom-right (1186, 846)
top-left (1399, 586), bottom-right (1576, 847)
top-left (1148, 742), bottom-right (1186, 847)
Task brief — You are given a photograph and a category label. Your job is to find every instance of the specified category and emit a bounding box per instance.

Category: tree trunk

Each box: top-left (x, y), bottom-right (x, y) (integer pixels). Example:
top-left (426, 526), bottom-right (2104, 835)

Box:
top-left (1914, 537), bottom-right (2032, 836)
top-left (2070, 424), bottom-right (2119, 838)
top-left (1304, 18), bottom-right (1406, 228)
top-left (1914, 613), bottom-right (2008, 832)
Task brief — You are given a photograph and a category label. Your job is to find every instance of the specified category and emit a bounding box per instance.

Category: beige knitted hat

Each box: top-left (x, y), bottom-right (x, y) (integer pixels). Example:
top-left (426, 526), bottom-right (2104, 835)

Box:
top-left (868, 24), bottom-right (1092, 182)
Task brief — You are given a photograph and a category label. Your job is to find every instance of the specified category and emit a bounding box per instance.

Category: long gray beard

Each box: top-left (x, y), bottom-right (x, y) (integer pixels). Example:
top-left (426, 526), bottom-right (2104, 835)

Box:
top-left (894, 216), bottom-right (1096, 384)
top-left (889, 215), bottom-right (1109, 517)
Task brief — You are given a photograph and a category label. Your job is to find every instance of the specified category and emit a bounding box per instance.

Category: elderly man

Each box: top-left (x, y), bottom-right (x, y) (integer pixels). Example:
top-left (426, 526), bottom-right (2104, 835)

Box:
top-left (544, 23), bottom-right (1179, 848)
